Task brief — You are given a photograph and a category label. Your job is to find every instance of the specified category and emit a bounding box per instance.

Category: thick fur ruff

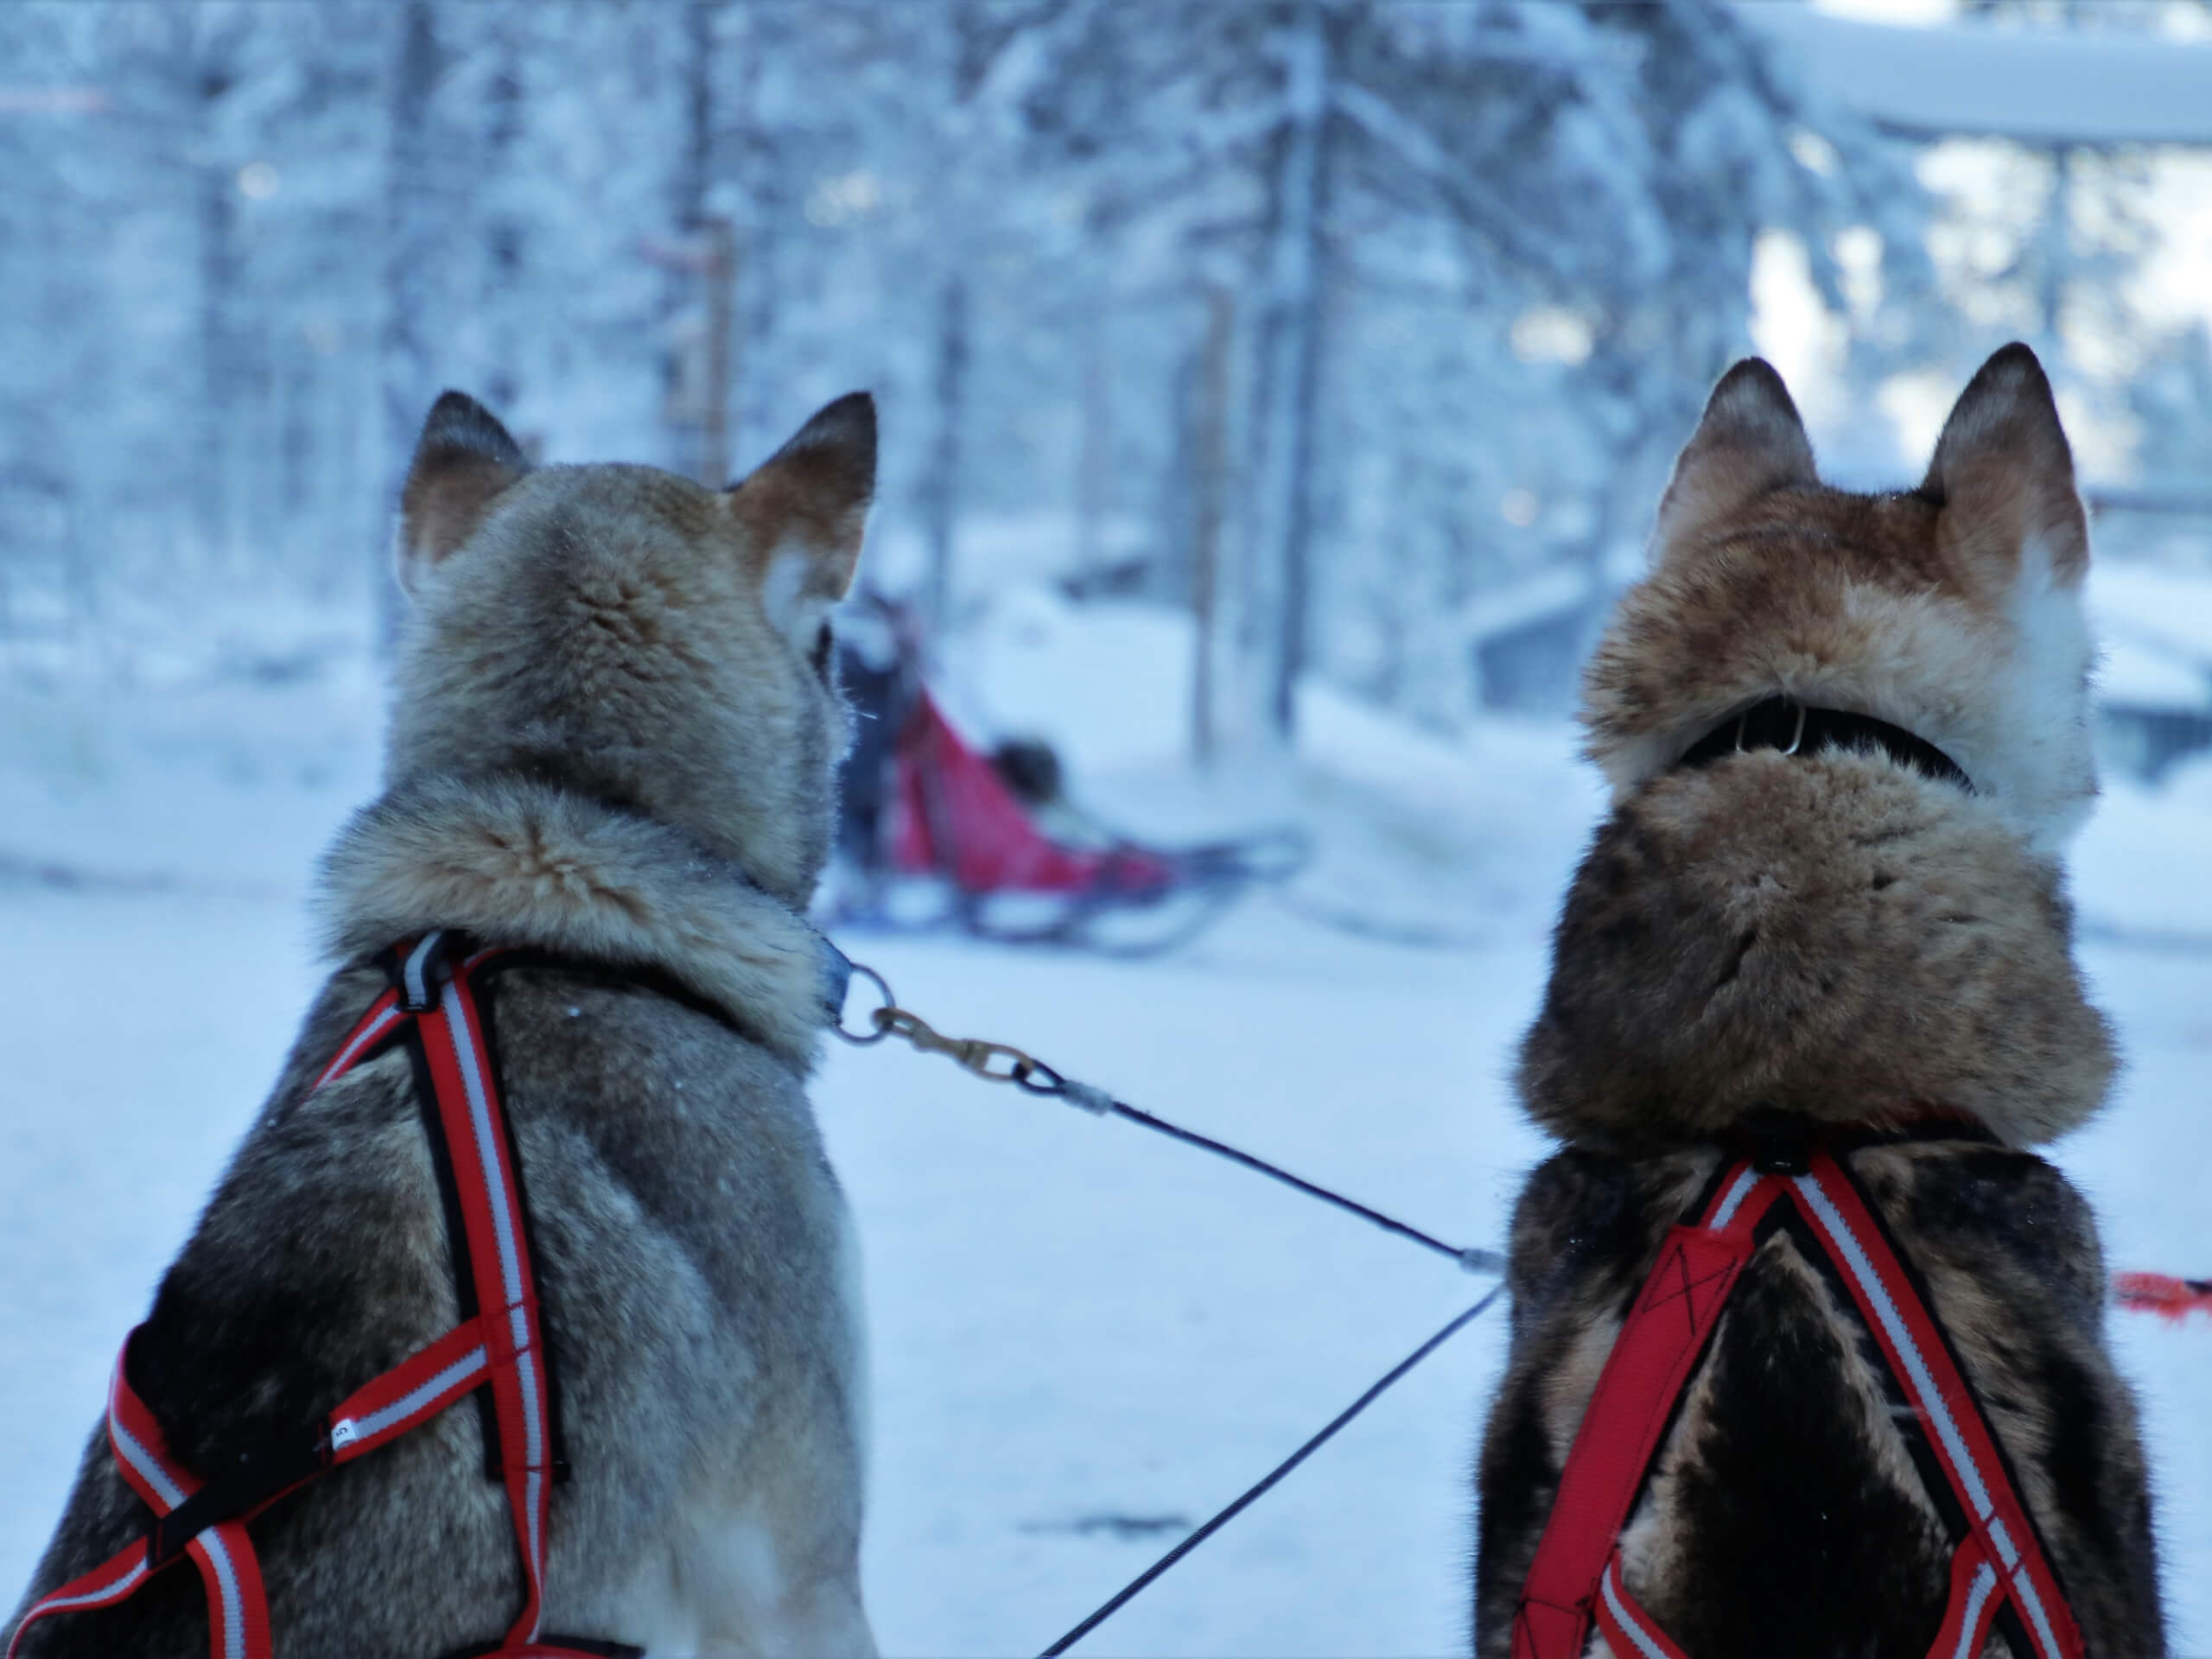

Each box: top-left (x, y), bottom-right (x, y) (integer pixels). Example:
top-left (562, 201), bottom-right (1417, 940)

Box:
top-left (1520, 750), bottom-right (2113, 1153)
top-left (320, 774), bottom-right (833, 1070)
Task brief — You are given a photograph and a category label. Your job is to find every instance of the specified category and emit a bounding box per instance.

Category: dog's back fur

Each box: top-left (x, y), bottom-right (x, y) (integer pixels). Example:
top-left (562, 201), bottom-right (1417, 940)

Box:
top-left (12, 393), bottom-right (882, 1656)
top-left (1472, 348), bottom-right (2164, 1656)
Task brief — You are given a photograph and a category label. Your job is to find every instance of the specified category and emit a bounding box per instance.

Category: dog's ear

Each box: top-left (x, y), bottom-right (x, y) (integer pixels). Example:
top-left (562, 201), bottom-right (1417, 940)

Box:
top-left (1923, 342), bottom-right (2088, 588)
top-left (397, 391), bottom-right (531, 598)
top-left (728, 391), bottom-right (875, 651)
top-left (1653, 359), bottom-right (1817, 556)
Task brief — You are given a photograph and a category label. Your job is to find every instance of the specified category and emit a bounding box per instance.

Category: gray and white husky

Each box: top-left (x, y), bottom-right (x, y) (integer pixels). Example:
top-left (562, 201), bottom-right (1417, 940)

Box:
top-left (12, 391), bottom-right (880, 1656)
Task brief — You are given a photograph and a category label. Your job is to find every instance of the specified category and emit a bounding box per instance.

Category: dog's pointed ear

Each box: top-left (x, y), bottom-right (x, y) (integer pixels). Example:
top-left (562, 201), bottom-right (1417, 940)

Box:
top-left (397, 391), bottom-right (531, 597)
top-left (1653, 359), bottom-right (1817, 556)
top-left (1923, 342), bottom-right (2088, 588)
top-left (728, 391), bottom-right (875, 645)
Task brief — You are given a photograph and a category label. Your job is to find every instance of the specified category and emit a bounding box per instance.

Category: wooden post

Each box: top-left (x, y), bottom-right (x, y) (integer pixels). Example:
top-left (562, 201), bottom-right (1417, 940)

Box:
top-left (1077, 321), bottom-right (1109, 581)
top-left (646, 217), bottom-right (736, 488)
top-left (922, 273), bottom-right (969, 664)
top-left (1192, 284), bottom-right (1232, 766)
top-left (378, 0), bottom-right (438, 657)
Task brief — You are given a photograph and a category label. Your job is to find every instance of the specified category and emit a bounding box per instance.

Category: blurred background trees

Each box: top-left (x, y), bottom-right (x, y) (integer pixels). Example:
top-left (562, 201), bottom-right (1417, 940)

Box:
top-left (2, 0), bottom-right (2207, 747)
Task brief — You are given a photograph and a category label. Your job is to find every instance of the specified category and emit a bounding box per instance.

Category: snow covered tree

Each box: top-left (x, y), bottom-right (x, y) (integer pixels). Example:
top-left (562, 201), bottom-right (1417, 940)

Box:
top-left (990, 0), bottom-right (1938, 741)
top-left (0, 0), bottom-right (1952, 732)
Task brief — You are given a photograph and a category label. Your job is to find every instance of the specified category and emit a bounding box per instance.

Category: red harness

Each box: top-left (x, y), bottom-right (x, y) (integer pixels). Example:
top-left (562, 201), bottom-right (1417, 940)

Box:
top-left (1512, 1148), bottom-right (2087, 1659)
top-left (10, 933), bottom-right (638, 1659)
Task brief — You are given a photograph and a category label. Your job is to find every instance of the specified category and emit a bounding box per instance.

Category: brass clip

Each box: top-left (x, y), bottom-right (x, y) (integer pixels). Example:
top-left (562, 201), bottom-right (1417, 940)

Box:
top-left (872, 1007), bottom-right (1042, 1087)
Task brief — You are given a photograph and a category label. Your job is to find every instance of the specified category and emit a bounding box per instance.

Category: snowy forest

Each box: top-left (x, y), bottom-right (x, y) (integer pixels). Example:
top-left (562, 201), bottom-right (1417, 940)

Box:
top-left (7, 0), bottom-right (2209, 749)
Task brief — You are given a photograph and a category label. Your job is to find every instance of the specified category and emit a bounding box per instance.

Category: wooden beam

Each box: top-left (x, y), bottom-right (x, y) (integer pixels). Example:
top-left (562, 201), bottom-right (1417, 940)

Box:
top-left (1744, 9), bottom-right (2212, 148)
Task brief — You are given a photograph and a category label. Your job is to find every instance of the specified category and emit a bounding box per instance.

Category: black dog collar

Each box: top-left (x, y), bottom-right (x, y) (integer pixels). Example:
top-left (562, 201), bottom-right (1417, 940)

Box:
top-left (1677, 696), bottom-right (1973, 792)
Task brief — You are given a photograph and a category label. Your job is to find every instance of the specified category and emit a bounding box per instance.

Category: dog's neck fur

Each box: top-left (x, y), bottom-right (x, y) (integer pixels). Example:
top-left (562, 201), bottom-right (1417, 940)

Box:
top-left (316, 772), bottom-right (833, 1069)
top-left (1518, 750), bottom-right (2113, 1153)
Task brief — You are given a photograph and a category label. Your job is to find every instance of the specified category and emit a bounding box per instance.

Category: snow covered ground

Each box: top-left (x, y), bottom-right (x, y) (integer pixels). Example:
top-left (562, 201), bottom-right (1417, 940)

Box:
top-left (2, 596), bottom-right (2208, 1654)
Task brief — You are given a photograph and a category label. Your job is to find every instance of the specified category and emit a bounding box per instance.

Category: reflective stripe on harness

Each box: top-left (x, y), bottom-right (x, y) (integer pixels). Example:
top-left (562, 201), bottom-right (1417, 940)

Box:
top-left (412, 941), bottom-right (557, 1651)
top-left (8, 934), bottom-right (638, 1659)
top-left (1510, 1151), bottom-right (2085, 1659)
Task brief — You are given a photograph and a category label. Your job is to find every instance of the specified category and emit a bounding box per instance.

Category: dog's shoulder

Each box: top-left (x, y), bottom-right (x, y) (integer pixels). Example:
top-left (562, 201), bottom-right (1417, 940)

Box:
top-left (1498, 1144), bottom-right (1704, 1334)
top-left (134, 965), bottom-right (440, 1459)
top-left (11, 963), bottom-right (505, 1656)
top-left (1854, 1141), bottom-right (2164, 1647)
top-left (1853, 1140), bottom-right (2105, 1334)
top-left (13, 952), bottom-right (855, 1657)
top-left (479, 957), bottom-right (850, 1303)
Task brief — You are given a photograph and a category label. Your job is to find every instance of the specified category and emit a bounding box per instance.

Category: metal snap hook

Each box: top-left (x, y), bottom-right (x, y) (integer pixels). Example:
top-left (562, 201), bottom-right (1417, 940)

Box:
top-left (833, 960), bottom-right (896, 1046)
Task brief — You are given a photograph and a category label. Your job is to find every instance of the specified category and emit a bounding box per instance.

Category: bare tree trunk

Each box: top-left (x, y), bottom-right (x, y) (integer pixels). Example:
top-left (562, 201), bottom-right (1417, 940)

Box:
top-left (1077, 320), bottom-right (1109, 580)
top-left (1245, 1), bottom-right (1330, 744)
top-left (921, 273), bottom-right (969, 661)
top-left (698, 216), bottom-right (734, 487)
top-left (378, 0), bottom-right (439, 655)
top-left (664, 0), bottom-right (722, 481)
top-left (277, 338), bottom-right (312, 572)
top-left (196, 61), bottom-right (238, 569)
top-left (1192, 284), bottom-right (1233, 766)
top-left (677, 0), bottom-right (715, 230)
top-left (728, 5), bottom-right (779, 467)
top-left (481, 15), bottom-right (525, 413)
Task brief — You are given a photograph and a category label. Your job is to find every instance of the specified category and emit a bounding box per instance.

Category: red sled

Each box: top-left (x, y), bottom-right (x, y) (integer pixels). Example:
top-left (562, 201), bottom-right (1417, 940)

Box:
top-left (829, 624), bottom-right (1300, 956)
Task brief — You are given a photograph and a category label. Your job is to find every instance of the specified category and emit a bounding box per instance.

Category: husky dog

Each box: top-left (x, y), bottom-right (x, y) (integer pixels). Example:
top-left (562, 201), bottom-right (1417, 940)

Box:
top-left (13, 392), bottom-right (880, 1656)
top-left (1473, 347), bottom-right (2164, 1656)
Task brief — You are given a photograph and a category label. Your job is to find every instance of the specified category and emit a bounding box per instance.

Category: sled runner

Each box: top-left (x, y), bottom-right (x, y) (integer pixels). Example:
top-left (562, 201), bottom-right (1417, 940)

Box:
top-left (830, 607), bottom-right (1303, 957)
top-left (9, 934), bottom-right (643, 1659)
top-left (1512, 1133), bottom-right (2085, 1659)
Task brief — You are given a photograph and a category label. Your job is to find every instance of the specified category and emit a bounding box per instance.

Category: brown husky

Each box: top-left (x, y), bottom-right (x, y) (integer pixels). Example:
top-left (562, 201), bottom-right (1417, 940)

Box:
top-left (12, 392), bottom-right (880, 1656)
top-left (1473, 346), bottom-right (2164, 1656)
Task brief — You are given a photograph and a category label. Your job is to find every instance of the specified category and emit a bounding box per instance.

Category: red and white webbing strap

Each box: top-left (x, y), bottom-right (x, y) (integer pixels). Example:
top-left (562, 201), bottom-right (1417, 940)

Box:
top-left (1513, 1152), bottom-right (2085, 1659)
top-left (1510, 1165), bottom-right (1769, 1659)
top-left (405, 941), bottom-right (556, 1650)
top-left (324, 1319), bottom-right (495, 1464)
top-left (1789, 1151), bottom-right (2083, 1659)
top-left (309, 988), bottom-right (404, 1092)
top-left (1589, 1502), bottom-right (2005, 1659)
top-left (8, 934), bottom-right (555, 1659)
top-left (2, 1528), bottom-right (156, 1659)
top-left (1592, 1550), bottom-right (1692, 1659)
top-left (7, 1351), bottom-right (276, 1659)
top-left (314, 934), bottom-right (555, 1648)
top-left (8, 1318), bottom-right (499, 1656)
top-left (104, 1359), bottom-right (270, 1659)
top-left (1590, 1492), bottom-right (2007, 1659)
top-left (1929, 1535), bottom-right (2005, 1659)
